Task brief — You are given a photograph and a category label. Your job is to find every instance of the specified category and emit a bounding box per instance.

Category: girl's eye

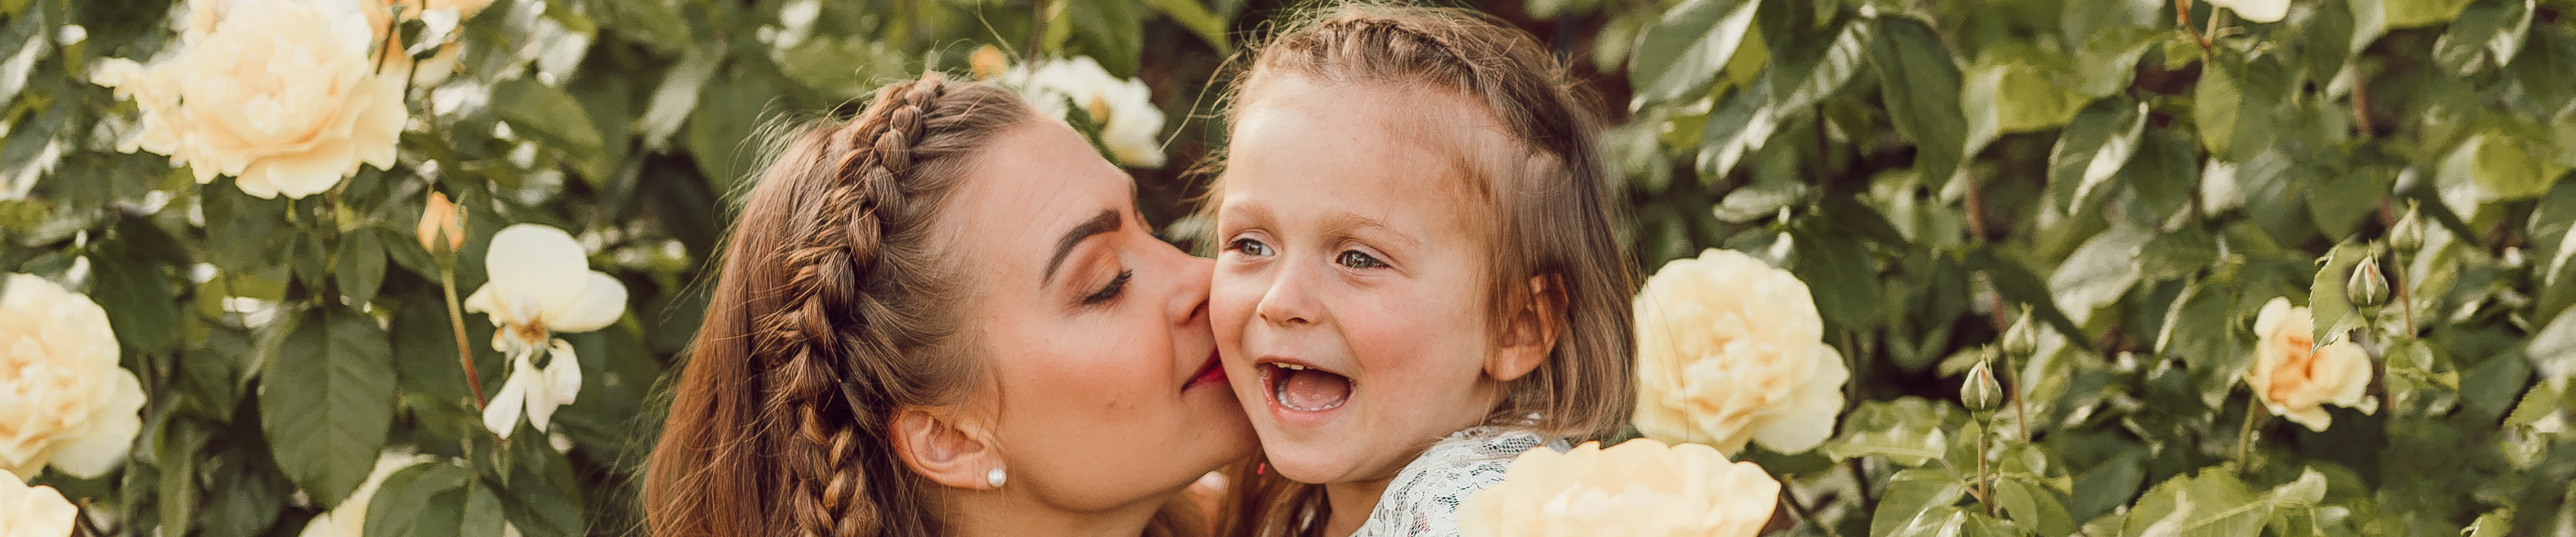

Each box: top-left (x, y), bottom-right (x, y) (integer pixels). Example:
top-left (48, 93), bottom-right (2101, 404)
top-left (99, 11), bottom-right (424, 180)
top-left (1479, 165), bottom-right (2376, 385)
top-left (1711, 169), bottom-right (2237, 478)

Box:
top-left (1083, 268), bottom-right (1132, 306)
top-left (1228, 238), bottom-right (1274, 256)
top-left (1337, 250), bottom-right (1387, 269)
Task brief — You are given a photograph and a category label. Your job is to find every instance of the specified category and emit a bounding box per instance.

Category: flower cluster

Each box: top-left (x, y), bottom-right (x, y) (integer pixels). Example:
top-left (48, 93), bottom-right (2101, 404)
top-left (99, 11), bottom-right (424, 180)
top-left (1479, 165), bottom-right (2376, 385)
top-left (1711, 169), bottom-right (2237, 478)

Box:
top-left (91, 0), bottom-right (407, 200)
top-left (1631, 248), bottom-right (1850, 456)
top-left (0, 274), bottom-right (145, 480)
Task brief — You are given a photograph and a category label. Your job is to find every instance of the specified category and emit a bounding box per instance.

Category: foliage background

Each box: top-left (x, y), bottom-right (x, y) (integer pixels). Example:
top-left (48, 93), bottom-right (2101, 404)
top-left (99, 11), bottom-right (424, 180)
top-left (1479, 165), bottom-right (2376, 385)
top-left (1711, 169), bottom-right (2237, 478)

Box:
top-left (2, 0), bottom-right (2574, 536)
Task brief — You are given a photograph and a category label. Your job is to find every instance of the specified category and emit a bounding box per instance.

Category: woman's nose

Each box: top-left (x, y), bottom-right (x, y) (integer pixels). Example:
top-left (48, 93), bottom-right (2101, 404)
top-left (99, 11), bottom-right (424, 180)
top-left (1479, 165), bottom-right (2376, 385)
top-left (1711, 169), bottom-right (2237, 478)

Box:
top-left (1158, 240), bottom-right (1214, 328)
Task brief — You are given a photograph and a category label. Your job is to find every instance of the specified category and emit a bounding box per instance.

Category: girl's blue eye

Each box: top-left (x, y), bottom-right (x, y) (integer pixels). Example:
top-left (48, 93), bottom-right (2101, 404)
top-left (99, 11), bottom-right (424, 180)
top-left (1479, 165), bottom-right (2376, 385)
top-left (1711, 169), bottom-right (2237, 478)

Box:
top-left (1337, 250), bottom-right (1386, 269)
top-left (1230, 238), bottom-right (1273, 256)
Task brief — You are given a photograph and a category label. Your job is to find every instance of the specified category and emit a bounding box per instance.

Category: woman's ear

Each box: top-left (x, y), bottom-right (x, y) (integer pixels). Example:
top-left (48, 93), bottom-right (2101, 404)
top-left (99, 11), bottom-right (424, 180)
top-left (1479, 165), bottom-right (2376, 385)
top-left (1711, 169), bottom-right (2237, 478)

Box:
top-left (1486, 274), bottom-right (1566, 382)
top-left (890, 407), bottom-right (1004, 490)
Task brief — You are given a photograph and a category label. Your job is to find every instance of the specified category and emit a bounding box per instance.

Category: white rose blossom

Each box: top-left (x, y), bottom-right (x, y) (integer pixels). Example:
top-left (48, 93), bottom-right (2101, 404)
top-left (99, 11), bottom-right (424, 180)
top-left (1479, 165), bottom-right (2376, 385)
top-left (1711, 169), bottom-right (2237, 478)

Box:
top-left (0, 274), bottom-right (146, 480)
top-left (91, 0), bottom-right (406, 200)
top-left (2208, 0), bottom-right (2288, 23)
top-left (1007, 56), bottom-right (1169, 168)
top-left (1, 472), bottom-right (77, 537)
top-left (1632, 248), bottom-right (1850, 456)
top-left (466, 224), bottom-right (627, 438)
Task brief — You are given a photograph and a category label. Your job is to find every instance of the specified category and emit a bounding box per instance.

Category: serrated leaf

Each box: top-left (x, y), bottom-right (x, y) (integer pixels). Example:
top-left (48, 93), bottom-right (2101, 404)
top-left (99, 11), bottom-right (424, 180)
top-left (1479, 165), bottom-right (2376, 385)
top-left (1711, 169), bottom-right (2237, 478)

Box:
top-left (2054, 98), bottom-right (2150, 212)
top-left (364, 462), bottom-right (470, 537)
top-left (2309, 242), bottom-right (2367, 348)
top-left (2073, 26), bottom-right (2171, 98)
top-left (2432, 0), bottom-right (2533, 74)
top-left (1996, 478), bottom-right (2079, 537)
top-left (492, 77), bottom-right (610, 182)
top-left (335, 231), bottom-right (386, 305)
top-left (1767, 11), bottom-right (1872, 112)
top-left (1698, 72), bottom-right (1781, 181)
top-left (1631, 0), bottom-right (1761, 104)
top-left (2162, 280), bottom-right (2249, 406)
top-left (1714, 180), bottom-right (1808, 222)
top-left (1873, 468), bottom-right (1971, 537)
top-left (638, 48), bottom-right (721, 151)
top-left (2528, 304), bottom-right (2576, 384)
top-left (2049, 226), bottom-right (2153, 326)
top-left (260, 306), bottom-right (397, 509)
top-left (2124, 471), bottom-right (2269, 537)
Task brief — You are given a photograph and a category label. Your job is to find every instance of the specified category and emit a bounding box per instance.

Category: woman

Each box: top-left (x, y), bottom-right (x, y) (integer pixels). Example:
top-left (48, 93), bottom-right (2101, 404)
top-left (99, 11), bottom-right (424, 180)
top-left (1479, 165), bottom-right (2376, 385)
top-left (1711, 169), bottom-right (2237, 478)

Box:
top-left (646, 74), bottom-right (1255, 537)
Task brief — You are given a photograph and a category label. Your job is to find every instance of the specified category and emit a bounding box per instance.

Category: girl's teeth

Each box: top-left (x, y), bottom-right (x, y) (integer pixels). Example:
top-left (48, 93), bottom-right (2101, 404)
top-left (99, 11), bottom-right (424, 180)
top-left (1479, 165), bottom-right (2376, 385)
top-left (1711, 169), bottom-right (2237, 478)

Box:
top-left (1278, 364), bottom-right (1305, 370)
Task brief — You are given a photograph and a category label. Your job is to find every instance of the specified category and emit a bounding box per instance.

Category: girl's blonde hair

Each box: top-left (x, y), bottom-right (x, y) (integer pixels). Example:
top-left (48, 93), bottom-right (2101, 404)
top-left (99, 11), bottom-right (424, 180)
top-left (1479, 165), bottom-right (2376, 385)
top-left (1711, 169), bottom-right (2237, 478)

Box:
top-left (1206, 4), bottom-right (1638, 534)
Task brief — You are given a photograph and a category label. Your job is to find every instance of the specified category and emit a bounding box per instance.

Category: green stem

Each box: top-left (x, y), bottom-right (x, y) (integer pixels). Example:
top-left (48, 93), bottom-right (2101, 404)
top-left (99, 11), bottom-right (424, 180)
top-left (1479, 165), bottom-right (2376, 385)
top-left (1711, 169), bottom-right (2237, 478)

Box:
top-left (1977, 416), bottom-right (1995, 517)
top-left (441, 260), bottom-right (487, 409)
top-left (2234, 396), bottom-right (2263, 470)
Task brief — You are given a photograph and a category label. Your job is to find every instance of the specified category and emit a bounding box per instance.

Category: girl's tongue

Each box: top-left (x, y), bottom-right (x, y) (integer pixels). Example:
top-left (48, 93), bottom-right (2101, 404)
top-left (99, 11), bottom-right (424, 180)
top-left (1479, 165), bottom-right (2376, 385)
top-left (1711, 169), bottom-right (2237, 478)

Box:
top-left (1272, 366), bottom-right (1352, 412)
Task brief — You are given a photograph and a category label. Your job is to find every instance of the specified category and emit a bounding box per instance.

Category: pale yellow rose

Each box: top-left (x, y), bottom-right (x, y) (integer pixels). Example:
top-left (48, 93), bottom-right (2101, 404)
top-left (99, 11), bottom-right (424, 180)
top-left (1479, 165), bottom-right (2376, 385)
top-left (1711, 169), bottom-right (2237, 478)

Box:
top-left (1459, 438), bottom-right (1778, 537)
top-left (0, 473), bottom-right (76, 537)
top-left (466, 224), bottom-right (625, 438)
top-left (93, 0), bottom-right (406, 200)
top-left (2247, 298), bottom-right (2375, 431)
top-left (1633, 248), bottom-right (1850, 456)
top-left (0, 274), bottom-right (146, 480)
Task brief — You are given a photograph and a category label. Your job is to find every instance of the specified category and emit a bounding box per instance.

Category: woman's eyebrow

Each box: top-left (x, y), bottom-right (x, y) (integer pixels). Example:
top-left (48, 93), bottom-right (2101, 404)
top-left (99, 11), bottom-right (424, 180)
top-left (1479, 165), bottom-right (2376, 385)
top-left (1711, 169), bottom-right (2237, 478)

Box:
top-left (1043, 208), bottom-right (1123, 284)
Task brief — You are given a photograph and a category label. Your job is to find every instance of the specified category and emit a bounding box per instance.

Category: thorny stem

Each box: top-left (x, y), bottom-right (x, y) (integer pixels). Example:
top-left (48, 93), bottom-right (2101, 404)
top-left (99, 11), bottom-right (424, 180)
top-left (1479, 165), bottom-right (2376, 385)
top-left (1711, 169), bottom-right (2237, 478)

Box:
top-left (442, 261), bottom-right (488, 409)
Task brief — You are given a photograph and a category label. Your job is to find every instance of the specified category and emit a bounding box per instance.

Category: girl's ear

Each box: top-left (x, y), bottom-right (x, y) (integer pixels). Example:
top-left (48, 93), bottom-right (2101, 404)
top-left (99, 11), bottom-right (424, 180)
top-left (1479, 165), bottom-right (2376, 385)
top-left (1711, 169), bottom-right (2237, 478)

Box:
top-left (890, 406), bottom-right (1004, 490)
top-left (1487, 274), bottom-right (1566, 382)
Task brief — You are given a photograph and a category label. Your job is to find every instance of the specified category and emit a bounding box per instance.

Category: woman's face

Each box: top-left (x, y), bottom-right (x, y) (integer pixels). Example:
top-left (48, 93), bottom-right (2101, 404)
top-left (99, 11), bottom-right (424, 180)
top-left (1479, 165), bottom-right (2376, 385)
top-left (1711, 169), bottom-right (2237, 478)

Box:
top-left (942, 118), bottom-right (1255, 513)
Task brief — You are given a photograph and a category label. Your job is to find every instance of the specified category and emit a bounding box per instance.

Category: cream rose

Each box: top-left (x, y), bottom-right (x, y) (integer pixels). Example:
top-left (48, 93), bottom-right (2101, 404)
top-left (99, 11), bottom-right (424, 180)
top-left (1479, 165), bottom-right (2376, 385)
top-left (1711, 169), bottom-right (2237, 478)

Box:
top-left (92, 0), bottom-right (405, 200)
top-left (1007, 56), bottom-right (1169, 168)
top-left (1459, 438), bottom-right (1778, 537)
top-left (2246, 298), bottom-right (2376, 432)
top-left (1, 472), bottom-right (76, 537)
top-left (0, 274), bottom-right (146, 480)
top-left (1632, 248), bottom-right (1850, 455)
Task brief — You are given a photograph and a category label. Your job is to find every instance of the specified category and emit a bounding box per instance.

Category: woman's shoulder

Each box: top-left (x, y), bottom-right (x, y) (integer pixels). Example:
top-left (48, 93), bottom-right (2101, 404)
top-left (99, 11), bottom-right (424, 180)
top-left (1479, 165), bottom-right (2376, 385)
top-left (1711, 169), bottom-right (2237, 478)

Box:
top-left (1351, 426), bottom-right (1571, 537)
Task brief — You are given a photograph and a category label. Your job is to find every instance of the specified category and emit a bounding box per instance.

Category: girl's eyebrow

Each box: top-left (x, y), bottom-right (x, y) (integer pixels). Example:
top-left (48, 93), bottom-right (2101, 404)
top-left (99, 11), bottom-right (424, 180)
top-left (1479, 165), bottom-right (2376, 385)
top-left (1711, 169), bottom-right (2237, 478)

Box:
top-left (1317, 210), bottom-right (1420, 250)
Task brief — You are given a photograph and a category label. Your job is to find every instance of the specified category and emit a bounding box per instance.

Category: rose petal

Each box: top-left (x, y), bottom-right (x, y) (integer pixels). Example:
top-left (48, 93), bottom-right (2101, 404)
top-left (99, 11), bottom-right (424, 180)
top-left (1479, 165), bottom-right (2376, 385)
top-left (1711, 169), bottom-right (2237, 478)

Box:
top-left (482, 224), bottom-right (593, 328)
top-left (45, 370), bottom-right (144, 478)
top-left (546, 272), bottom-right (628, 334)
top-left (483, 366), bottom-right (530, 439)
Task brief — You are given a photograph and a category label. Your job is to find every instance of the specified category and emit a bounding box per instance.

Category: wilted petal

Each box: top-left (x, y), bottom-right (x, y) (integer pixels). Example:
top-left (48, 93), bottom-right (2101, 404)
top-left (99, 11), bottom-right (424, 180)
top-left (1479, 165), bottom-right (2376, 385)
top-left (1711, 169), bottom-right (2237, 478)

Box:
top-left (545, 272), bottom-right (627, 334)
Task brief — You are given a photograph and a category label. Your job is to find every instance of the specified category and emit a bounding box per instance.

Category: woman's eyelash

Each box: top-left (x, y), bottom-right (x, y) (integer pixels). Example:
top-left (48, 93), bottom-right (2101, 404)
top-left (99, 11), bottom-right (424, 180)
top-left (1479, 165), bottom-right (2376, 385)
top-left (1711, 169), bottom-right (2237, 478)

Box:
top-left (1082, 269), bottom-right (1133, 305)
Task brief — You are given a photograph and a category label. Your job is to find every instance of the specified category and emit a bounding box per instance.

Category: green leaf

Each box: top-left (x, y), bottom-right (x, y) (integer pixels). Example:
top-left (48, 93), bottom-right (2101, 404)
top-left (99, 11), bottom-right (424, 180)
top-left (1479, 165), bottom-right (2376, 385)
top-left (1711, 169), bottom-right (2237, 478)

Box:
top-left (1697, 72), bottom-right (1780, 180)
top-left (156, 418), bottom-right (209, 534)
top-left (686, 58), bottom-right (782, 192)
top-left (2161, 279), bottom-right (2249, 406)
top-left (2462, 510), bottom-right (2513, 537)
top-left (86, 250), bottom-right (180, 354)
top-left (2528, 303), bottom-right (2576, 384)
top-left (1140, 0), bottom-right (1231, 52)
top-left (1872, 468), bottom-right (1970, 537)
top-left (260, 305), bottom-right (398, 509)
top-left (1964, 52), bottom-right (2081, 140)
top-left (492, 77), bottom-right (610, 182)
top-left (1713, 180), bottom-right (1808, 222)
top-left (1827, 398), bottom-right (1957, 466)
top-left (2432, 0), bottom-right (2533, 74)
top-left (2048, 226), bottom-right (2153, 326)
top-left (2053, 98), bottom-right (2150, 212)
top-left (1790, 214), bottom-right (1880, 330)
top-left (2308, 242), bottom-right (2367, 348)
top-left (1630, 0), bottom-right (1761, 104)
top-left (639, 48), bottom-right (722, 152)
top-left (335, 231), bottom-right (386, 305)
top-left (1767, 10), bottom-right (1872, 113)
top-left (2122, 470), bottom-right (2270, 537)
top-left (496, 448), bottom-right (586, 537)
top-left (2193, 56), bottom-right (2243, 160)
top-left (363, 462), bottom-right (470, 537)
top-left (1968, 248), bottom-right (2090, 350)
top-left (2073, 26), bottom-right (2172, 98)
top-left (2443, 132), bottom-right (2561, 203)
top-left (1069, 0), bottom-right (1145, 76)
top-left (1869, 14), bottom-right (1969, 188)
top-left (1996, 478), bottom-right (2079, 537)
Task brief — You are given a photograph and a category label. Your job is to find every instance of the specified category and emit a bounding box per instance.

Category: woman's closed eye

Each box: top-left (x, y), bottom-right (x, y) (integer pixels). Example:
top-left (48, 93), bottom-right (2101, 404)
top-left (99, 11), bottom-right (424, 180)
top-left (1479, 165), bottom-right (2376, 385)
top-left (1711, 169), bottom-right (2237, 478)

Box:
top-left (1082, 268), bottom-right (1133, 306)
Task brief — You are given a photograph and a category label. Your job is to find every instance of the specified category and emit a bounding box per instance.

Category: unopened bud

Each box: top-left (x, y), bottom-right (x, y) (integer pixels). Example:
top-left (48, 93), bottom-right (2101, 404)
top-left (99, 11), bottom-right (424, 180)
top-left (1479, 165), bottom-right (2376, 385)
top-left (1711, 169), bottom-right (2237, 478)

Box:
top-left (2348, 255), bottom-right (2389, 309)
top-left (418, 192), bottom-right (464, 254)
top-left (2001, 312), bottom-right (2039, 358)
top-left (1963, 360), bottom-right (2004, 412)
top-left (2389, 206), bottom-right (2425, 254)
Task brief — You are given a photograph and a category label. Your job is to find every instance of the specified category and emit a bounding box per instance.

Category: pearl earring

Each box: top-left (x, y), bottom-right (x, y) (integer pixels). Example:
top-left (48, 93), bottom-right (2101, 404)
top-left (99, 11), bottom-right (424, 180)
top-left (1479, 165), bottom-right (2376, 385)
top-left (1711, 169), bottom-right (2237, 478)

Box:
top-left (986, 468), bottom-right (1007, 488)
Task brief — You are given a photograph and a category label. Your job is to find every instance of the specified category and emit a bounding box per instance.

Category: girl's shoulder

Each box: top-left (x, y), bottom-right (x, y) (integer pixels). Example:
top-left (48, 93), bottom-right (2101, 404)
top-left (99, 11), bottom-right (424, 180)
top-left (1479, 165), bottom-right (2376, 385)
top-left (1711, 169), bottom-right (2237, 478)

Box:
top-left (1351, 426), bottom-right (1572, 537)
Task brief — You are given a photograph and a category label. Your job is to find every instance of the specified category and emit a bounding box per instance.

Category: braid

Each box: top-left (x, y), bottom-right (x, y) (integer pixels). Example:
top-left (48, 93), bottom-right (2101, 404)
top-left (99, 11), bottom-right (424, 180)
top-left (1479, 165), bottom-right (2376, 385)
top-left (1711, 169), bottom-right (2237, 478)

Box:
top-left (757, 75), bottom-right (952, 537)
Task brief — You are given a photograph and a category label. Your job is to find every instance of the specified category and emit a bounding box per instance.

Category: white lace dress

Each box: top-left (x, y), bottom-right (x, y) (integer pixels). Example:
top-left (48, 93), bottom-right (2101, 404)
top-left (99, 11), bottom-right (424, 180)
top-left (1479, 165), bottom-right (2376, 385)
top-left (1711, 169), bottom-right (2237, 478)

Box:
top-left (1348, 426), bottom-right (1571, 537)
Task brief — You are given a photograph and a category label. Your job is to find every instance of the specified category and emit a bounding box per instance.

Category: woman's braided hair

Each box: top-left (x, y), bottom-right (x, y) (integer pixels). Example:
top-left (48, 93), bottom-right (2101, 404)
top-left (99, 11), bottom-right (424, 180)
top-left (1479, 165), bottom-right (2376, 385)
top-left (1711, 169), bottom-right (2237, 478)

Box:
top-left (647, 72), bottom-right (1034, 537)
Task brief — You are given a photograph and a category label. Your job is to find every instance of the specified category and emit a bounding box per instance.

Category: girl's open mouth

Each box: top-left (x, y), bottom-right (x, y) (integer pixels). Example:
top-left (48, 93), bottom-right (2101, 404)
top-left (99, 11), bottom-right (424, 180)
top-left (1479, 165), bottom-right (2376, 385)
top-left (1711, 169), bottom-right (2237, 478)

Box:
top-left (1258, 360), bottom-right (1352, 412)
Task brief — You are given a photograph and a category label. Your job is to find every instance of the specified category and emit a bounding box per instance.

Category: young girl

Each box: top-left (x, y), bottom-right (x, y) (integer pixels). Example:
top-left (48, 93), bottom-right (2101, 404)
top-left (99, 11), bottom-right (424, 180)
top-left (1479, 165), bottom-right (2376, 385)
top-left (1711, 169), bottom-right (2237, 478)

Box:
top-left (1204, 4), bottom-right (1637, 536)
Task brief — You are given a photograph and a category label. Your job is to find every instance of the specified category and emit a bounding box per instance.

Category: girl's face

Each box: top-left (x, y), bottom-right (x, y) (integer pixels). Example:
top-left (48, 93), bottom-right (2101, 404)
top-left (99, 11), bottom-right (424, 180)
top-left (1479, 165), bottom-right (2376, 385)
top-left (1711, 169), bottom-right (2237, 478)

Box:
top-left (1212, 75), bottom-right (1515, 486)
top-left (945, 119), bottom-right (1255, 513)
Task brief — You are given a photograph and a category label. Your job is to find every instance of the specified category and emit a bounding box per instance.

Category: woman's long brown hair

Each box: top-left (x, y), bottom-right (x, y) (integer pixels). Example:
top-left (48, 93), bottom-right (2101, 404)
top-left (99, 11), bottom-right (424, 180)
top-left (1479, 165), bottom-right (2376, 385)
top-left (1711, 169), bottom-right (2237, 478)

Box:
top-left (644, 74), bottom-right (1032, 537)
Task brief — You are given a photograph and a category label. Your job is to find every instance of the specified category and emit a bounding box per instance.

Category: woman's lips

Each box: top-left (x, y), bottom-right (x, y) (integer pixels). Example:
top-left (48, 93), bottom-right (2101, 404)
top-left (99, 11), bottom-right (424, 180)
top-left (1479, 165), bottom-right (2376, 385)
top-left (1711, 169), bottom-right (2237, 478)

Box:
top-left (1185, 352), bottom-right (1227, 391)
